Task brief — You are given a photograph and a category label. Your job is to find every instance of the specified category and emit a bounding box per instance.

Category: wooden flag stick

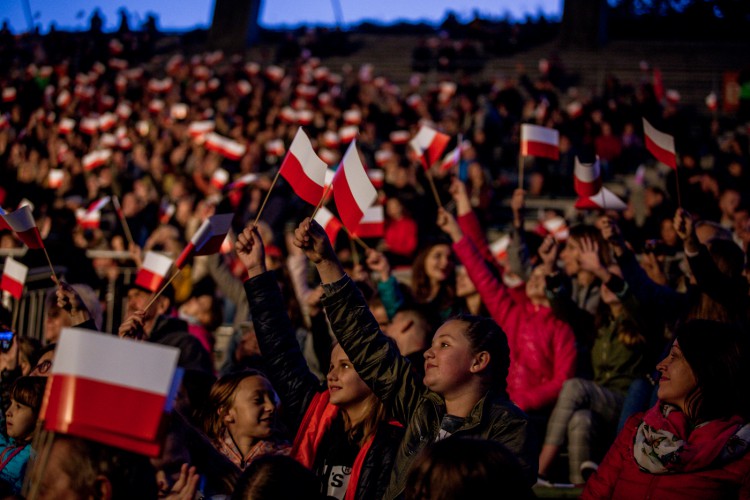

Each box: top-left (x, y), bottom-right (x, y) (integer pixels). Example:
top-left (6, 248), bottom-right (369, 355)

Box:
top-left (10, 298), bottom-right (19, 332)
top-left (143, 268), bottom-right (182, 313)
top-left (349, 234), bottom-right (360, 267)
top-left (518, 154), bottom-right (525, 190)
top-left (310, 184), bottom-right (332, 222)
top-left (41, 247), bottom-right (59, 284)
top-left (673, 160), bottom-right (683, 208)
top-left (345, 227), bottom-right (372, 252)
top-left (424, 168), bottom-right (442, 208)
top-left (253, 169), bottom-right (282, 228)
top-left (112, 196), bottom-right (135, 247)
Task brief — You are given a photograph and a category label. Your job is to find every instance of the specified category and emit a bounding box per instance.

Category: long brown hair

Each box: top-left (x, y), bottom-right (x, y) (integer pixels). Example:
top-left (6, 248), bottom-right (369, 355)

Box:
top-left (411, 241), bottom-right (455, 305)
top-left (203, 369), bottom-right (275, 440)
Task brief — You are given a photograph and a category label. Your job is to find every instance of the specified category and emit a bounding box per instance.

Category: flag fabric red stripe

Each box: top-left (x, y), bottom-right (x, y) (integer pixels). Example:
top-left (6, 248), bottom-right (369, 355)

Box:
top-left (195, 234), bottom-right (228, 256)
top-left (332, 167), bottom-right (364, 230)
top-left (134, 268), bottom-right (165, 293)
top-left (520, 124), bottom-right (560, 160)
top-left (1, 206), bottom-right (44, 249)
top-left (175, 242), bottom-right (195, 269)
top-left (0, 208), bottom-right (9, 231)
top-left (1, 258), bottom-right (27, 299)
top-left (279, 128), bottom-right (327, 206)
top-left (643, 118), bottom-right (677, 169)
top-left (331, 141), bottom-right (377, 231)
top-left (573, 156), bottom-right (602, 198)
top-left (521, 141), bottom-right (559, 160)
top-left (43, 374), bottom-right (167, 442)
top-left (314, 207), bottom-right (342, 244)
top-left (352, 205), bottom-right (384, 238)
top-left (0, 276), bottom-right (23, 300)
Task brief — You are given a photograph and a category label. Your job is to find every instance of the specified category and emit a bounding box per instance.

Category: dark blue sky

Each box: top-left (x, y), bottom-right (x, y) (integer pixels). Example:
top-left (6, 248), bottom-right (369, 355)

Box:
top-left (4, 0), bottom-right (562, 33)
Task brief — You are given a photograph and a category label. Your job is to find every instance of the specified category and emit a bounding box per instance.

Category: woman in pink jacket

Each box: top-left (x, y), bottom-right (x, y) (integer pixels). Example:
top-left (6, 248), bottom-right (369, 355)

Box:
top-left (583, 319), bottom-right (750, 499)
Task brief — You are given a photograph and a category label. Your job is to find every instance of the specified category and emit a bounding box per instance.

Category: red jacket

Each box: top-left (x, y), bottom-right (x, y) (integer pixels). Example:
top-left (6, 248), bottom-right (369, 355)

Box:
top-left (384, 216), bottom-right (418, 258)
top-left (583, 414), bottom-right (750, 500)
top-left (452, 235), bottom-right (577, 411)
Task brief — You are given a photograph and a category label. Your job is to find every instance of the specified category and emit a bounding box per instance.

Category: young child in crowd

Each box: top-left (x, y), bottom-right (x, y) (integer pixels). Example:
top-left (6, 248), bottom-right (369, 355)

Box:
top-left (0, 376), bottom-right (47, 494)
top-left (203, 370), bottom-right (291, 470)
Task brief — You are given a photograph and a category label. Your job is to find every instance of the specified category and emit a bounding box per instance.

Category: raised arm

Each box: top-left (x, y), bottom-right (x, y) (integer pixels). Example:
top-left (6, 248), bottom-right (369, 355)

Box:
top-left (236, 224), bottom-right (321, 431)
top-left (293, 218), bottom-right (426, 424)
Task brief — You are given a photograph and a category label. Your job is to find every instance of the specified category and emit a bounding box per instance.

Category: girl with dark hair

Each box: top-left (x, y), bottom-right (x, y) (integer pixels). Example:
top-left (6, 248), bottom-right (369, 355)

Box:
top-left (288, 217), bottom-right (538, 499)
top-left (583, 320), bottom-right (750, 499)
top-left (236, 226), bottom-right (404, 500)
top-left (202, 370), bottom-right (290, 470)
top-left (0, 376), bottom-right (47, 494)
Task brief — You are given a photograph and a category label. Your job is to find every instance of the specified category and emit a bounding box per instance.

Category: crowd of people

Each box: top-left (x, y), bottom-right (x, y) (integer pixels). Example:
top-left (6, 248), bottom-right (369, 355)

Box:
top-left (0, 21), bottom-right (749, 499)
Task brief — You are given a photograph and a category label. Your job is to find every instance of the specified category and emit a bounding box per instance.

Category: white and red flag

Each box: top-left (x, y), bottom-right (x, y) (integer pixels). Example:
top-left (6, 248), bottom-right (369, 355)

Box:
top-left (48, 169), bottom-right (64, 189)
top-left (41, 327), bottom-right (181, 457)
top-left (490, 234), bottom-right (510, 264)
top-left (2, 88), bottom-right (16, 102)
top-left (575, 188), bottom-right (627, 211)
top-left (98, 113), bottom-right (117, 132)
top-left (76, 208), bottom-right (101, 230)
top-left (541, 216), bottom-right (570, 242)
top-left (86, 196), bottom-right (111, 214)
top-left (440, 139), bottom-right (470, 173)
top-left (211, 168), bottom-right (229, 190)
top-left (332, 140), bottom-right (378, 231)
top-left (58, 118), bottom-right (75, 135)
top-left (204, 133), bottom-right (246, 161)
top-left (339, 126), bottom-right (358, 144)
top-left (174, 213), bottom-right (234, 268)
top-left (409, 124), bottom-right (450, 170)
top-left (1, 205), bottom-right (43, 249)
top-left (520, 124), bottom-right (559, 160)
top-left (135, 251), bottom-right (174, 292)
top-left (352, 204), bottom-right (384, 239)
top-left (56, 89), bottom-right (72, 108)
top-left (80, 117), bottom-right (99, 135)
top-left (389, 130), bottom-right (410, 145)
top-left (225, 173), bottom-right (259, 191)
top-left (1, 257), bottom-right (28, 300)
top-left (573, 156), bottom-right (602, 198)
top-left (642, 118), bottom-right (676, 169)
top-left (314, 206), bottom-right (343, 244)
top-left (187, 121), bottom-right (214, 139)
top-left (82, 149), bottom-right (112, 171)
top-left (279, 127), bottom-right (328, 206)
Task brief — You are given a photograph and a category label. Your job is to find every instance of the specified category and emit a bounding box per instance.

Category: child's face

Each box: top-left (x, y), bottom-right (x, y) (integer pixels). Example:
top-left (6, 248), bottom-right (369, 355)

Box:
top-left (327, 344), bottom-right (372, 408)
top-left (224, 376), bottom-right (279, 440)
top-left (6, 399), bottom-right (36, 441)
top-left (423, 320), bottom-right (477, 396)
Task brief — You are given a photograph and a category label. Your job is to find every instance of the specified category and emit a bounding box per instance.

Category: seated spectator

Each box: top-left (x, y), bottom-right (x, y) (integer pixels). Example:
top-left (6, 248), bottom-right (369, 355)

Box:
top-left (583, 320), bottom-right (750, 499)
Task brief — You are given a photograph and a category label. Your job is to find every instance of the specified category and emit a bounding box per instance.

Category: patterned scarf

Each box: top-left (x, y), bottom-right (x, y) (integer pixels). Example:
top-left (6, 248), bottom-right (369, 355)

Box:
top-left (215, 429), bottom-right (291, 470)
top-left (633, 403), bottom-right (750, 474)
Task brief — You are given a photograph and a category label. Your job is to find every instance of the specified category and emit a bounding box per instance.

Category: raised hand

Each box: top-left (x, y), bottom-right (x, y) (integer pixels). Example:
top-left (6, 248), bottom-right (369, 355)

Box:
top-left (294, 218), bottom-right (344, 283)
top-left (673, 208), bottom-right (699, 252)
top-left (436, 207), bottom-right (462, 242)
top-left (537, 235), bottom-right (558, 273)
top-left (510, 188), bottom-right (525, 228)
top-left (57, 281), bottom-right (91, 326)
top-left (600, 216), bottom-right (626, 256)
top-left (366, 249), bottom-right (392, 282)
top-left (118, 311), bottom-right (146, 340)
top-left (448, 177), bottom-right (472, 216)
top-left (161, 463), bottom-right (199, 500)
top-left (235, 224), bottom-right (266, 278)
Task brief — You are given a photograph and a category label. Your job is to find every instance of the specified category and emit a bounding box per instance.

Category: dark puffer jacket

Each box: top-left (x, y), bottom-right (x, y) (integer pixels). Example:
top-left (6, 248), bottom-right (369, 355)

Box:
top-left (320, 275), bottom-right (539, 499)
top-left (244, 272), bottom-right (403, 500)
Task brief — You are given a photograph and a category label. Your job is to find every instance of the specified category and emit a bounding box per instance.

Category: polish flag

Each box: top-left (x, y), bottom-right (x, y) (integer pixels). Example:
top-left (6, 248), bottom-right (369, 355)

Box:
top-left (390, 130), bottom-right (410, 145)
top-left (148, 99), bottom-right (165, 114)
top-left (1, 258), bottom-right (28, 300)
top-left (279, 107), bottom-right (297, 124)
top-left (375, 150), bottom-right (393, 167)
top-left (323, 131), bottom-right (340, 149)
top-left (237, 80), bottom-right (252, 96)
top-left (265, 139), bottom-right (285, 157)
top-left (108, 58), bottom-right (128, 71)
top-left (147, 78), bottom-right (173, 94)
top-left (2, 88), bottom-right (16, 102)
top-left (59, 118), bottom-right (76, 135)
top-left (244, 62), bottom-right (260, 77)
top-left (80, 117), bottom-right (99, 135)
top-left (541, 216), bottom-right (569, 242)
top-left (41, 327), bottom-right (181, 457)
top-left (296, 84), bottom-right (317, 99)
top-left (98, 113), bottom-right (117, 132)
top-left (159, 201), bottom-right (175, 224)
top-left (642, 118), bottom-right (676, 170)
top-left (332, 140), bottom-right (377, 230)
top-left (574, 156), bottom-right (602, 198)
top-left (211, 168), bottom-right (229, 189)
top-left (318, 148), bottom-right (338, 166)
top-left (82, 150), bottom-right (112, 171)
top-left (440, 139), bottom-right (470, 173)
top-left (170, 103), bottom-right (188, 121)
top-left (297, 110), bottom-right (314, 126)
top-left (225, 173), bottom-right (259, 191)
top-left (705, 92), bottom-right (718, 112)
top-left (367, 168), bottom-right (384, 189)
top-left (56, 90), bottom-right (72, 108)
top-left (48, 169), bottom-right (64, 189)
top-left (1, 205), bottom-right (44, 249)
top-left (520, 124), bottom-right (559, 160)
top-left (339, 126), bottom-right (358, 144)
top-left (76, 208), bottom-right (101, 230)
top-left (100, 133), bottom-right (117, 149)
top-left (115, 74), bottom-right (128, 92)
top-left (204, 133), bottom-right (246, 161)
top-left (116, 102), bottom-right (132, 120)
top-left (174, 213), bottom-right (234, 268)
top-left (406, 94), bottom-right (423, 109)
top-left (86, 196), bottom-right (111, 214)
top-left (135, 251), bottom-right (174, 292)
top-left (314, 206), bottom-right (343, 244)
top-left (343, 109), bottom-right (362, 125)
top-left (352, 204), bottom-right (384, 238)
top-left (265, 65), bottom-right (285, 83)
top-left (410, 125), bottom-right (450, 170)
top-left (187, 121), bottom-right (214, 138)
top-left (575, 187), bottom-right (627, 211)
top-left (490, 234), bottom-right (510, 263)
top-left (279, 127), bottom-right (328, 206)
